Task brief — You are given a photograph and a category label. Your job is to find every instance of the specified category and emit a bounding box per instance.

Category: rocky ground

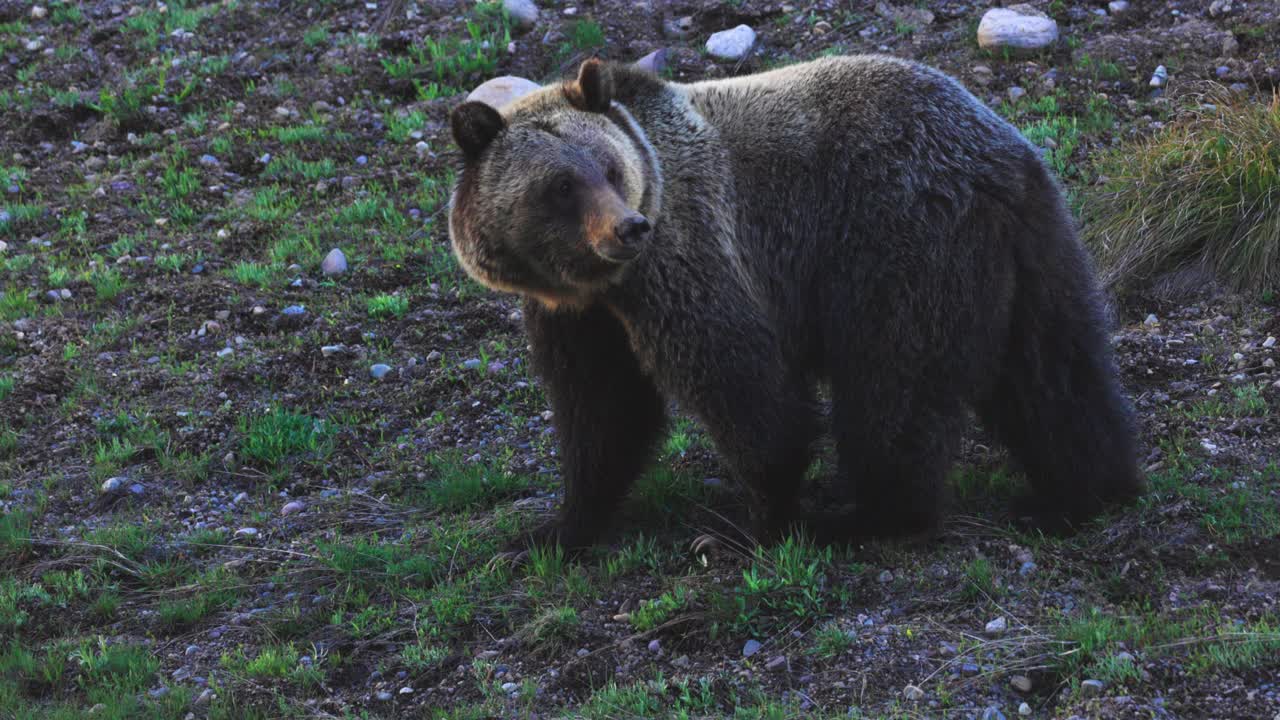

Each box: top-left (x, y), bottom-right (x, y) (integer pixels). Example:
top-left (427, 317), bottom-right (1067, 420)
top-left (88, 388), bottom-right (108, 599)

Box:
top-left (1, 0), bottom-right (1278, 718)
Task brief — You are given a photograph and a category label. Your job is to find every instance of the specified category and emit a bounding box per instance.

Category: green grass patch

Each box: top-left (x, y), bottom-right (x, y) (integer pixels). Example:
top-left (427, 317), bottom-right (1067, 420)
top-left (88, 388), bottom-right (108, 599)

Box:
top-left (238, 407), bottom-right (333, 469)
top-left (366, 293), bottom-right (409, 319)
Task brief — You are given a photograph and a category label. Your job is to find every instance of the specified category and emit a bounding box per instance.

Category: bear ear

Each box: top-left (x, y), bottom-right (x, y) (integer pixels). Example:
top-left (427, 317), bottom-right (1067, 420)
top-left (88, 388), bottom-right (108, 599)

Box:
top-left (450, 101), bottom-right (507, 161)
top-left (564, 58), bottom-right (613, 113)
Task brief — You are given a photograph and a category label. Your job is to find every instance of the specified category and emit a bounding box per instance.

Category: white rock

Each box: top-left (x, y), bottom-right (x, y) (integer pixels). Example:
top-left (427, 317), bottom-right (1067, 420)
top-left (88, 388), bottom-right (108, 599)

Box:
top-left (31, 6), bottom-right (48, 19)
top-left (1080, 678), bottom-right (1104, 696)
top-left (1262, 336), bottom-right (1276, 348)
top-left (320, 344), bottom-right (346, 357)
top-left (1019, 703), bottom-right (1032, 716)
top-left (101, 477), bottom-right (126, 493)
top-left (1149, 65), bottom-right (1168, 88)
top-left (321, 248), bottom-right (347, 276)
top-left (1107, 0), bottom-right (1129, 13)
top-left (503, 0), bottom-right (539, 31)
top-left (370, 363), bottom-right (392, 379)
top-left (976, 7), bottom-right (1058, 54)
top-left (281, 501), bottom-right (304, 516)
top-left (903, 684), bottom-right (925, 701)
top-left (706, 25), bottom-right (756, 61)
top-left (234, 527), bottom-right (259, 538)
top-left (467, 76), bottom-right (541, 110)
top-left (985, 616), bottom-right (1008, 636)
top-left (1209, 0), bottom-right (1232, 17)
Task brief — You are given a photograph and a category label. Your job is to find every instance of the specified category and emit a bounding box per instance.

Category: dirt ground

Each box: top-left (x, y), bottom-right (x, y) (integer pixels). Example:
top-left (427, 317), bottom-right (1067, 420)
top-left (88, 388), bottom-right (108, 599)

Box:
top-left (1, 0), bottom-right (1278, 718)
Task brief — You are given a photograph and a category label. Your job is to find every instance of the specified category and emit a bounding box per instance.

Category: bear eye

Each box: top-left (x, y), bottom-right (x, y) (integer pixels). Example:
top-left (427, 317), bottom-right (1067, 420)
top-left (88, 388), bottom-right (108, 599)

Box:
top-left (557, 177), bottom-right (573, 196)
top-left (606, 165), bottom-right (621, 187)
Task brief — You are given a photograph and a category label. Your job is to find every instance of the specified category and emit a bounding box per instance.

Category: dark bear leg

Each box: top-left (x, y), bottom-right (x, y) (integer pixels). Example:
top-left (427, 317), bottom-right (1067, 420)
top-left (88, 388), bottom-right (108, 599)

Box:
top-left (829, 381), bottom-right (960, 540)
top-left (976, 165), bottom-right (1144, 532)
top-left (520, 299), bottom-right (667, 552)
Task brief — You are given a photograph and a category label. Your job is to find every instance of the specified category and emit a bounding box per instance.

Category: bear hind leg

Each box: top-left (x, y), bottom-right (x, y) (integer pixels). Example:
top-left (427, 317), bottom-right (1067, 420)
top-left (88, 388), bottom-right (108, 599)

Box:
top-left (829, 383), bottom-right (962, 541)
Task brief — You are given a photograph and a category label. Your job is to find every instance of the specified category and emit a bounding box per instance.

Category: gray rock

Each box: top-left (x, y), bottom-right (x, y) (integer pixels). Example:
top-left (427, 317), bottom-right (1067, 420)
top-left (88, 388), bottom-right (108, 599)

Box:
top-left (1019, 703), bottom-right (1032, 716)
top-left (370, 363), bottom-right (392, 379)
top-left (742, 639), bottom-right (762, 657)
top-left (500, 681), bottom-right (518, 691)
top-left (878, 569), bottom-right (894, 583)
top-left (1208, 0), bottom-right (1232, 17)
top-left (1011, 674), bottom-right (1033, 693)
top-left (903, 684), bottom-right (925, 701)
top-left (185, 644), bottom-right (199, 656)
top-left (664, 16), bottom-right (695, 40)
top-left (321, 248), bottom-right (347, 276)
top-left (985, 616), bottom-right (1008, 636)
top-left (101, 477), bottom-right (126, 494)
top-left (977, 6), bottom-right (1058, 55)
top-left (463, 358), bottom-right (482, 371)
top-left (503, 0), bottom-right (539, 30)
top-left (983, 708), bottom-right (1006, 720)
top-left (765, 655), bottom-right (787, 671)
top-left (199, 154), bottom-right (219, 167)
top-left (281, 501), bottom-right (304, 516)
top-left (706, 25), bottom-right (756, 61)
top-left (468, 76), bottom-right (540, 110)
top-left (320, 344), bottom-right (347, 358)
top-left (1008, 86), bottom-right (1026, 102)
top-left (961, 662), bottom-right (980, 676)
top-left (636, 48), bottom-right (667, 75)
top-left (1081, 678), bottom-right (1104, 696)
top-left (375, 691), bottom-right (393, 701)
top-left (234, 527), bottom-right (258, 538)
top-left (1107, 0), bottom-right (1129, 13)
top-left (233, 492), bottom-right (248, 503)
top-left (1019, 561), bottom-right (1037, 576)
top-left (128, 483), bottom-right (144, 495)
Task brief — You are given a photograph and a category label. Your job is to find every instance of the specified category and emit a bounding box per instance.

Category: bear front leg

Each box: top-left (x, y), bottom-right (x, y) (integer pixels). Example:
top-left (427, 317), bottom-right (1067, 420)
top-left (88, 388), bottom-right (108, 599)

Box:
top-left (626, 302), bottom-right (818, 546)
top-left (519, 299), bottom-right (667, 554)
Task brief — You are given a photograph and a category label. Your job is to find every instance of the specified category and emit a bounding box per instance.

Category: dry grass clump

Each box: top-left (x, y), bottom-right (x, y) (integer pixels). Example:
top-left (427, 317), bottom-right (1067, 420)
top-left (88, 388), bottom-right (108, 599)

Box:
top-left (1083, 88), bottom-right (1280, 296)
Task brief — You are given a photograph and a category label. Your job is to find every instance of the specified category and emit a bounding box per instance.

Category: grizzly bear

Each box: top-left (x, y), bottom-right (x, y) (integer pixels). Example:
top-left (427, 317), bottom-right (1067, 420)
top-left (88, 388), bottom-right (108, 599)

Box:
top-left (447, 55), bottom-right (1143, 552)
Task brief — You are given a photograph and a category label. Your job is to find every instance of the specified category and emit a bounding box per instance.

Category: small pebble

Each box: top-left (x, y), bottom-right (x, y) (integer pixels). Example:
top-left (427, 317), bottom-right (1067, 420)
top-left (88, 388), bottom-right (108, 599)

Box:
top-left (281, 501), bottom-right (304, 516)
top-left (648, 639), bottom-right (661, 653)
top-left (101, 477), bottom-right (126, 493)
top-left (1081, 678), bottom-right (1104, 696)
top-left (234, 527), bottom-right (258, 538)
top-left (765, 655), bottom-right (787, 671)
top-left (878, 569), bottom-right (894, 583)
top-left (903, 684), bottom-right (925, 701)
top-left (501, 682), bottom-right (518, 692)
top-left (983, 708), bottom-right (1006, 720)
top-left (370, 363), bottom-right (392, 379)
top-left (1019, 702), bottom-right (1032, 716)
top-left (1011, 675), bottom-right (1033, 693)
top-left (742, 639), bottom-right (762, 657)
top-left (985, 616), bottom-right (1008, 636)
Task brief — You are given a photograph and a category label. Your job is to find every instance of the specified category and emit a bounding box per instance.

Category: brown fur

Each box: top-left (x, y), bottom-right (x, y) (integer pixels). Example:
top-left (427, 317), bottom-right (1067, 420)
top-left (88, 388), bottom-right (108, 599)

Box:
top-left (447, 56), bottom-right (1144, 552)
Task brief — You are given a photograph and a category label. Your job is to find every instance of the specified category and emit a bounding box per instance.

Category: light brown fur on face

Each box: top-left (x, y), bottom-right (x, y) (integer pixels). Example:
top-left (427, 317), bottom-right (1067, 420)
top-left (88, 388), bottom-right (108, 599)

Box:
top-left (447, 61), bottom-right (660, 309)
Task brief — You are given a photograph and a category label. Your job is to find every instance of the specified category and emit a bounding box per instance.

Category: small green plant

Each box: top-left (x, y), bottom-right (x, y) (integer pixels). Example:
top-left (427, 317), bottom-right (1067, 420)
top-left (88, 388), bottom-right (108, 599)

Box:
top-left (810, 621), bottom-right (857, 658)
top-left (961, 556), bottom-right (1002, 601)
top-left (367, 293), bottom-right (409, 319)
top-left (238, 407), bottom-right (334, 469)
top-left (630, 586), bottom-right (690, 632)
top-left (303, 23), bottom-right (329, 47)
top-left (568, 18), bottom-right (605, 50)
top-left (89, 268), bottom-right (127, 301)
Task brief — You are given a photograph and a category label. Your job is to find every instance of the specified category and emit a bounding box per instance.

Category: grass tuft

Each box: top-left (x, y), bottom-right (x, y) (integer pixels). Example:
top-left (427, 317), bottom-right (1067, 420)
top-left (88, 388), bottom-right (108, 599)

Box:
top-left (1084, 90), bottom-right (1280, 294)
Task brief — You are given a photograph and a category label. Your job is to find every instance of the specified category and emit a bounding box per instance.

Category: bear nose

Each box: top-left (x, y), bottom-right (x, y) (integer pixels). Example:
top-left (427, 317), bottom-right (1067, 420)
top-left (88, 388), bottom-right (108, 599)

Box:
top-left (614, 214), bottom-right (651, 245)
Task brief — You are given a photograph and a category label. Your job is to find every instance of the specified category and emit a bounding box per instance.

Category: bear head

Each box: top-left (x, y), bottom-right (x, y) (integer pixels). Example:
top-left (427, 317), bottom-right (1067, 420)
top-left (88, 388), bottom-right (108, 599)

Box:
top-left (447, 59), bottom-right (662, 310)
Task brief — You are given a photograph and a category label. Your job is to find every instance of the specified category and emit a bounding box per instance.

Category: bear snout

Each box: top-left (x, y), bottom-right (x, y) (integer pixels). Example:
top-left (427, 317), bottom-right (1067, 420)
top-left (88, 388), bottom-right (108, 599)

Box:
top-left (591, 212), bottom-right (650, 263)
top-left (614, 214), bottom-right (651, 246)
